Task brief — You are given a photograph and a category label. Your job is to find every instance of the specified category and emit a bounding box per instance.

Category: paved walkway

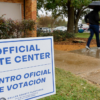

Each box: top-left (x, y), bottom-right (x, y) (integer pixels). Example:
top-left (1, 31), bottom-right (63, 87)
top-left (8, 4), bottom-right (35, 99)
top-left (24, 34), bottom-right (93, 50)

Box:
top-left (70, 47), bottom-right (100, 59)
top-left (54, 48), bottom-right (100, 85)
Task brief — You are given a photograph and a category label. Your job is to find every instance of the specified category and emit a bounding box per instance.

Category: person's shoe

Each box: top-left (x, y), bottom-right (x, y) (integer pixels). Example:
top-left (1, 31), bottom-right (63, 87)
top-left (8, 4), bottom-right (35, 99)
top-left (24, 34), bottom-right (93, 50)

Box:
top-left (86, 46), bottom-right (90, 50)
top-left (97, 47), bottom-right (100, 49)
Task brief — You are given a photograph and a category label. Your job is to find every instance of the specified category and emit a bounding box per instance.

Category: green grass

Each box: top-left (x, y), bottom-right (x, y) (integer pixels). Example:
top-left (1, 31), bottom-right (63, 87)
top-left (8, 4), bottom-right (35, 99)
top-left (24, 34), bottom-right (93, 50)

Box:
top-left (39, 68), bottom-right (100, 100)
top-left (75, 33), bottom-right (97, 39)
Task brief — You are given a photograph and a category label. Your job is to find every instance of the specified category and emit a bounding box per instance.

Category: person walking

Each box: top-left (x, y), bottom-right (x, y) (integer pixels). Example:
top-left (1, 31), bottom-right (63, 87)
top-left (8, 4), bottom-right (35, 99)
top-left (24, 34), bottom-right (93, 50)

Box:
top-left (85, 6), bottom-right (100, 49)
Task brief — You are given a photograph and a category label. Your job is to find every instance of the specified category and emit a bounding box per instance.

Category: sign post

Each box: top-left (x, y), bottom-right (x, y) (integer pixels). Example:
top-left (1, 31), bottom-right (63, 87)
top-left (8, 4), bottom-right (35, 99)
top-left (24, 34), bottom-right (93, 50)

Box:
top-left (0, 36), bottom-right (56, 100)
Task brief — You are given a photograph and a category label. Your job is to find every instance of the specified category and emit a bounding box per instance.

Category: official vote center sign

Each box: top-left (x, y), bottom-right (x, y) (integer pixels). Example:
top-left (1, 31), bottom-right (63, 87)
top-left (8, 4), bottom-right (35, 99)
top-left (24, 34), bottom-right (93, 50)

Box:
top-left (0, 37), bottom-right (56, 100)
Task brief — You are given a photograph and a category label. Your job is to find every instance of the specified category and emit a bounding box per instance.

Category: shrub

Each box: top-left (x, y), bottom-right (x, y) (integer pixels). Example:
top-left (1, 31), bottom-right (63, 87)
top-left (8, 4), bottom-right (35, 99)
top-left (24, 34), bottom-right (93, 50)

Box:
top-left (37, 30), bottom-right (52, 37)
top-left (52, 30), bottom-right (66, 41)
top-left (13, 21), bottom-right (23, 38)
top-left (21, 19), bottom-right (35, 37)
top-left (37, 30), bottom-right (41, 37)
top-left (37, 30), bottom-right (66, 41)
top-left (37, 30), bottom-right (75, 42)
top-left (0, 16), bottom-right (8, 39)
top-left (66, 32), bottom-right (75, 38)
top-left (6, 19), bottom-right (16, 37)
top-left (0, 15), bottom-right (35, 39)
top-left (40, 32), bottom-right (52, 36)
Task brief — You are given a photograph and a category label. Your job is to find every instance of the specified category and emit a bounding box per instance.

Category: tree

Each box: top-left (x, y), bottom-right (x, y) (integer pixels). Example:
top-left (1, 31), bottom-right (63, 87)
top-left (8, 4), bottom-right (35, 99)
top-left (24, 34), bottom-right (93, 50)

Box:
top-left (37, 15), bottom-right (51, 27)
top-left (37, 15), bottom-right (67, 28)
top-left (74, 7), bottom-right (91, 33)
top-left (37, 0), bottom-right (93, 33)
top-left (54, 17), bottom-right (67, 27)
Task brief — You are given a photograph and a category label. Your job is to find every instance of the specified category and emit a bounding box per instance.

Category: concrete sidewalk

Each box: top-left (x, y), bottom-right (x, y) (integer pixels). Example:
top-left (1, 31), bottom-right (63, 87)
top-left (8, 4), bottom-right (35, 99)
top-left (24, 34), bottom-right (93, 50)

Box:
top-left (54, 48), bottom-right (100, 85)
top-left (70, 47), bottom-right (100, 59)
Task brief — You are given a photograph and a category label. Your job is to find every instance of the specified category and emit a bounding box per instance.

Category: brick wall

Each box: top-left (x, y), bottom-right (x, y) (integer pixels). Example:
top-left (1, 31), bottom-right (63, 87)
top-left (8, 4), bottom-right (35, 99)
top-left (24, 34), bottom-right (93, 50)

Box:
top-left (0, 0), bottom-right (37, 37)
top-left (25, 0), bottom-right (37, 37)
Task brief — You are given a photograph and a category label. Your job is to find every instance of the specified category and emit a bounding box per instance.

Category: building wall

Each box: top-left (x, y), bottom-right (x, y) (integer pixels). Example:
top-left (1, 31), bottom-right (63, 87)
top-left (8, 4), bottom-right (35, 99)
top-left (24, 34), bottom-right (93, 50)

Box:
top-left (0, 0), bottom-right (37, 37)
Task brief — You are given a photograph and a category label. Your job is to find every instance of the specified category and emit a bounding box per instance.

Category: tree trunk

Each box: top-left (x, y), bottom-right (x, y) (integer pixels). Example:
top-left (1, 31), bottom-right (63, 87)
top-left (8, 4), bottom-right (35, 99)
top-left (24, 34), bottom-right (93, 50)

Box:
top-left (67, 2), bottom-right (74, 33)
top-left (74, 22), bottom-right (78, 33)
top-left (74, 8), bottom-right (82, 33)
top-left (74, 18), bottom-right (79, 33)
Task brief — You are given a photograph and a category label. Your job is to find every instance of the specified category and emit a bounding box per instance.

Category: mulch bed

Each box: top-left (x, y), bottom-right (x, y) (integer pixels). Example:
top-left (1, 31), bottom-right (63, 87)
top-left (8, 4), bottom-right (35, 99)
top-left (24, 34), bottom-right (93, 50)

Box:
top-left (54, 38), bottom-right (96, 45)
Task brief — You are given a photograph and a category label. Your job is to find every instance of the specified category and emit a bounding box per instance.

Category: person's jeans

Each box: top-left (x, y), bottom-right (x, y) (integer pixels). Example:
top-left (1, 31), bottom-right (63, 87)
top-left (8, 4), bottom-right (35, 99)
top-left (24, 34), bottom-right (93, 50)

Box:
top-left (87, 25), bottom-right (100, 47)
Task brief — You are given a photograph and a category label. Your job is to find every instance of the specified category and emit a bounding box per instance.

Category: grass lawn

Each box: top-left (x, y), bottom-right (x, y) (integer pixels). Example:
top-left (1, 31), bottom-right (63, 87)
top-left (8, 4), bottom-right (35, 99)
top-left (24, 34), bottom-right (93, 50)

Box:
top-left (39, 68), bottom-right (100, 100)
top-left (75, 33), bottom-right (100, 39)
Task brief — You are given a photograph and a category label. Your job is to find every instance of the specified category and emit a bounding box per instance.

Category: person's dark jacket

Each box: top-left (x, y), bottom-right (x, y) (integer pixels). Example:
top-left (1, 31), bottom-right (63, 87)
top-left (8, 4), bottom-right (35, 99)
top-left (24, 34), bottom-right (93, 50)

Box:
top-left (85, 10), bottom-right (100, 25)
